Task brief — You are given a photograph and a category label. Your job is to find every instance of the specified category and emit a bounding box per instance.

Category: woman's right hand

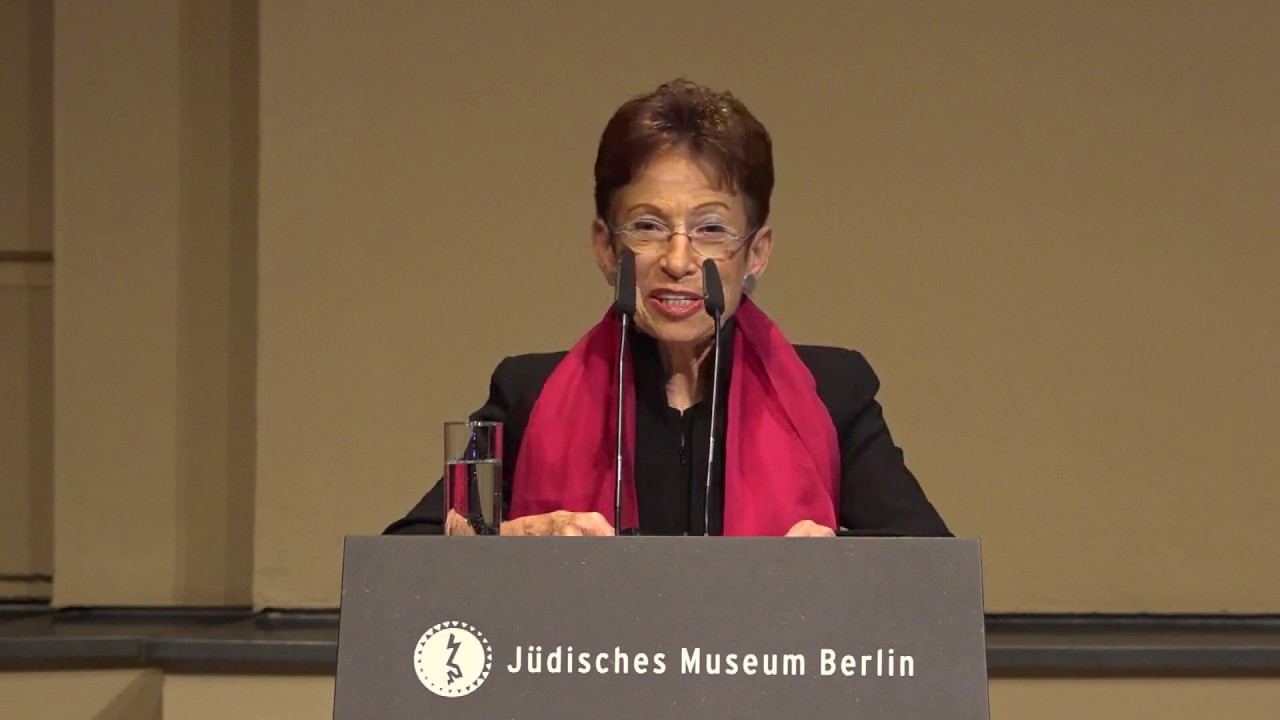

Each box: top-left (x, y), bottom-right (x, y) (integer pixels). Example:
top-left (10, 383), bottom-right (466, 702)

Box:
top-left (501, 510), bottom-right (616, 536)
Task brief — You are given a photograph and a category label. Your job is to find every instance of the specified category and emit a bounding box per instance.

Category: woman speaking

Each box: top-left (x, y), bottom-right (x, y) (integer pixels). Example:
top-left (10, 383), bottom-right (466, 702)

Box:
top-left (386, 80), bottom-right (950, 538)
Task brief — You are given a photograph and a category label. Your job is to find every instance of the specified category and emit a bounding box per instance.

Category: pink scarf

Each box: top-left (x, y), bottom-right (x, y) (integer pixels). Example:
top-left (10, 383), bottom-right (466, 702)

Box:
top-left (508, 298), bottom-right (840, 536)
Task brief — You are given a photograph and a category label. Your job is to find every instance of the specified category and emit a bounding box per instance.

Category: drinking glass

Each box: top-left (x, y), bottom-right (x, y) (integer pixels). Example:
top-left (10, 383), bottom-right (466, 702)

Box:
top-left (443, 421), bottom-right (503, 535)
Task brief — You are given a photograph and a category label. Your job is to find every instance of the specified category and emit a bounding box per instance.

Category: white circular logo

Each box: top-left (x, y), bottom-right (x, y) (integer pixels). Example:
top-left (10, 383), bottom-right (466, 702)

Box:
top-left (413, 621), bottom-right (493, 698)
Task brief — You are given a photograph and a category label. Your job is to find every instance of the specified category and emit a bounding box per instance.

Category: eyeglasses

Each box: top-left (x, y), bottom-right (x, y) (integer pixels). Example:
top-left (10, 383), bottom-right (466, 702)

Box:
top-left (608, 218), bottom-right (757, 261)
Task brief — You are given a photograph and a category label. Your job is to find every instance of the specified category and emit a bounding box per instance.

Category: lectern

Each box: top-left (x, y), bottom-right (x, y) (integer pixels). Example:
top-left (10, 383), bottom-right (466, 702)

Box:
top-left (333, 537), bottom-right (989, 719)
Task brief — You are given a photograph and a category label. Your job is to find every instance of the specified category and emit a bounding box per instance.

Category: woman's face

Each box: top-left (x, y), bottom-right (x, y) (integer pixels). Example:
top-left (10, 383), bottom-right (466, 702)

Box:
top-left (592, 147), bottom-right (772, 350)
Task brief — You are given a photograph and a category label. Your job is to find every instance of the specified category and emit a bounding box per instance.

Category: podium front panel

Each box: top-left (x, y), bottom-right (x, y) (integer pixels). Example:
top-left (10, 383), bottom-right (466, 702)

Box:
top-left (334, 537), bottom-right (988, 719)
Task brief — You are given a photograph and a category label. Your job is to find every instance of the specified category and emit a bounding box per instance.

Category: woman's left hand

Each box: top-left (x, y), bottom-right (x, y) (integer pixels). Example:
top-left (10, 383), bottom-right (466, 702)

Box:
top-left (784, 520), bottom-right (835, 537)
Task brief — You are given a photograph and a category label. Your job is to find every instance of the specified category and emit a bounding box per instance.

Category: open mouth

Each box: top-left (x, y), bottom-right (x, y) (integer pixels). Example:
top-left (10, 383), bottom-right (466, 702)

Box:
top-left (648, 290), bottom-right (704, 318)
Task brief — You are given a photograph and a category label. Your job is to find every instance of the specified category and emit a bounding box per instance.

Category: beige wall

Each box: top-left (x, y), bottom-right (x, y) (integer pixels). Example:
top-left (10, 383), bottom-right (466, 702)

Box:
top-left (990, 677), bottom-right (1280, 720)
top-left (51, 0), bottom-right (256, 606)
top-left (254, 0), bottom-right (1280, 610)
top-left (0, 266), bottom-right (53, 590)
top-left (0, 670), bottom-right (162, 720)
top-left (0, 0), bottom-right (52, 254)
top-left (0, 0), bottom-right (53, 596)
top-left (162, 674), bottom-right (334, 720)
top-left (3, 0), bottom-right (1275, 612)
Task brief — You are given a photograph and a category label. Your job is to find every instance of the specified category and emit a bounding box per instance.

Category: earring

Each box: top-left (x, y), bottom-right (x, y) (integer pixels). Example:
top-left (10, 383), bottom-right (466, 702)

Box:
top-left (743, 274), bottom-right (757, 294)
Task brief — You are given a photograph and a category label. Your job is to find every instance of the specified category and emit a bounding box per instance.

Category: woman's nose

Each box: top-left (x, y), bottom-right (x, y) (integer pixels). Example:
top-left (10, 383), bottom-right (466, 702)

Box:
top-left (658, 233), bottom-right (697, 278)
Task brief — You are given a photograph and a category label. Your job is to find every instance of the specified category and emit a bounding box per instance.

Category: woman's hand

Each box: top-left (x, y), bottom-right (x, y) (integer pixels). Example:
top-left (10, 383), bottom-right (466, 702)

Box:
top-left (445, 509), bottom-right (477, 536)
top-left (784, 520), bottom-right (835, 537)
top-left (501, 510), bottom-right (616, 536)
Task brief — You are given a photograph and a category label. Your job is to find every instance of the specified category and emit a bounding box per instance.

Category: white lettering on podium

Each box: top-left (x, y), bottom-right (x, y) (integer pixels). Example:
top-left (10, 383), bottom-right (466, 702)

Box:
top-left (506, 644), bottom-right (912, 681)
top-left (682, 648), bottom-right (805, 676)
top-left (820, 648), bottom-right (916, 677)
top-left (509, 646), bottom-right (671, 675)
top-left (682, 647), bottom-right (701, 674)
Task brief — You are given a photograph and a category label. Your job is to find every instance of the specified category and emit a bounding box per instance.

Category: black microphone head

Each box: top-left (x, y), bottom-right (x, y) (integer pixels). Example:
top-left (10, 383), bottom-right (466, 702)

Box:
top-left (614, 249), bottom-right (637, 316)
top-left (702, 259), bottom-right (726, 315)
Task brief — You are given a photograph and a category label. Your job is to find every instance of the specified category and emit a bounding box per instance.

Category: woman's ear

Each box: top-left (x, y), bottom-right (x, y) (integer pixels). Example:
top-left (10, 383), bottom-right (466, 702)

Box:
top-left (746, 226), bottom-right (773, 282)
top-left (591, 217), bottom-right (618, 285)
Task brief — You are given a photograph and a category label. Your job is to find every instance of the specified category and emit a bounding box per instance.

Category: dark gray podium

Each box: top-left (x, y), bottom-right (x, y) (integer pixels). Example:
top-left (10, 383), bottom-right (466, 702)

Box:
top-left (334, 537), bottom-right (989, 719)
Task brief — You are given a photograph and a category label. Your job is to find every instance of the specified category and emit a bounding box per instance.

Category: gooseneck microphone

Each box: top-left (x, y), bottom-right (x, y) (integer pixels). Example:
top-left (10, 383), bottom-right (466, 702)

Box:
top-left (701, 259), bottom-right (726, 536)
top-left (613, 250), bottom-right (637, 534)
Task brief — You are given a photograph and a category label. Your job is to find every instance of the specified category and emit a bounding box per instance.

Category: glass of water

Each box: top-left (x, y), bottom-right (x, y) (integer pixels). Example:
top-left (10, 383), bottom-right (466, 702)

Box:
top-left (443, 421), bottom-right (503, 536)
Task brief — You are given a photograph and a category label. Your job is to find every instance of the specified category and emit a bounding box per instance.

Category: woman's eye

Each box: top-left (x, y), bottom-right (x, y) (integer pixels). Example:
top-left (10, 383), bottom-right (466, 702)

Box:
top-left (629, 220), bottom-right (666, 233)
top-left (694, 223), bottom-right (730, 236)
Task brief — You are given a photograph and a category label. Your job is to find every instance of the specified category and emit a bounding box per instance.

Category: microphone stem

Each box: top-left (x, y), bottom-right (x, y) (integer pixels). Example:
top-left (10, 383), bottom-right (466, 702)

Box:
top-left (614, 314), bottom-right (630, 534)
top-left (703, 310), bottom-right (723, 536)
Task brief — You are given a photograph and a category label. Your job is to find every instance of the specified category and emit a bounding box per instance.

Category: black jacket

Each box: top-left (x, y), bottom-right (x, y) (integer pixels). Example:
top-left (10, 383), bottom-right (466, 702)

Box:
top-left (386, 333), bottom-right (950, 537)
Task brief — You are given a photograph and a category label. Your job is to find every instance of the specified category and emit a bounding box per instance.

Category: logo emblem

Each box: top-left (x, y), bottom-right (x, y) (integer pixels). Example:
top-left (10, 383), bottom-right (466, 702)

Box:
top-left (413, 621), bottom-right (493, 698)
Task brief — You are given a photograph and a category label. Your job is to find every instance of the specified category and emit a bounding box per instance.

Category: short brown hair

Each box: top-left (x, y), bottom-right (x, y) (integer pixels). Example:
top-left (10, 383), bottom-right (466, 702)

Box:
top-left (593, 79), bottom-right (774, 227)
